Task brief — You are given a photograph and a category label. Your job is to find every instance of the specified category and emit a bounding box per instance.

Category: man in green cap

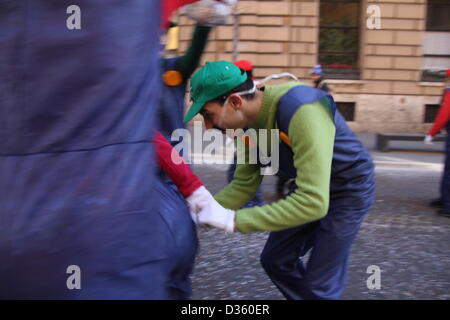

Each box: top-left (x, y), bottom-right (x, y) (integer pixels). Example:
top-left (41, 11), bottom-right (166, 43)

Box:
top-left (184, 60), bottom-right (375, 300)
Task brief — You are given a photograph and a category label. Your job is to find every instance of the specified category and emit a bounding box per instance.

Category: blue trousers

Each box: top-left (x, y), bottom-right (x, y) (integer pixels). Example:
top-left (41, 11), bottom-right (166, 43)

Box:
top-left (440, 134), bottom-right (450, 212)
top-left (260, 204), bottom-right (370, 300)
top-left (154, 177), bottom-right (198, 299)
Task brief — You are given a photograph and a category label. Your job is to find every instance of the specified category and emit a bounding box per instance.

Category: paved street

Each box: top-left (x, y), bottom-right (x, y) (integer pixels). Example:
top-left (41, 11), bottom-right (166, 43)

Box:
top-left (188, 135), bottom-right (450, 300)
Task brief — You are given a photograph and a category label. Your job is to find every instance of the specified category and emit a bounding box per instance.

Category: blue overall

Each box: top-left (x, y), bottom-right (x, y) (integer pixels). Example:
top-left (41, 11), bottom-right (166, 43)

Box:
top-left (441, 89), bottom-right (450, 212)
top-left (442, 131), bottom-right (450, 212)
top-left (154, 175), bottom-right (198, 299)
top-left (260, 85), bottom-right (375, 300)
top-left (0, 1), bottom-right (181, 299)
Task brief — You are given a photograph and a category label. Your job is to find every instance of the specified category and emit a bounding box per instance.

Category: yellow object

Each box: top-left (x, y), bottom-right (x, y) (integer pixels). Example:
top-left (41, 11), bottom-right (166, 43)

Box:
top-left (279, 131), bottom-right (291, 147)
top-left (165, 26), bottom-right (179, 51)
top-left (163, 70), bottom-right (183, 86)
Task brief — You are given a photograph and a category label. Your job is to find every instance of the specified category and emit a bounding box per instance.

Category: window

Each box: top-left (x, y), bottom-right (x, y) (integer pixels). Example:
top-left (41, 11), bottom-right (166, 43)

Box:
top-left (426, 0), bottom-right (450, 32)
top-left (422, 0), bottom-right (450, 82)
top-left (336, 102), bottom-right (355, 121)
top-left (319, 0), bottom-right (360, 80)
top-left (424, 104), bottom-right (440, 123)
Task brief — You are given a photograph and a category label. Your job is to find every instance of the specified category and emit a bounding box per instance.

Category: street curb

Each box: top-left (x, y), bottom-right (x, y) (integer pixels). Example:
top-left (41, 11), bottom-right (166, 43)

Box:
top-left (374, 160), bottom-right (444, 170)
top-left (188, 153), bottom-right (444, 170)
top-left (374, 160), bottom-right (443, 169)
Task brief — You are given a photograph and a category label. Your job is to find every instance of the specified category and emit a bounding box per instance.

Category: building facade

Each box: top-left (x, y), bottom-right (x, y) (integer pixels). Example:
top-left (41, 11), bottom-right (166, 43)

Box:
top-left (174, 0), bottom-right (450, 133)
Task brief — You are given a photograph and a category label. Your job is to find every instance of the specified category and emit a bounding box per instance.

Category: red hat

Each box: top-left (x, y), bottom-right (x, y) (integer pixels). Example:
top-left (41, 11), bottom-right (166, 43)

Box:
top-left (234, 60), bottom-right (253, 71)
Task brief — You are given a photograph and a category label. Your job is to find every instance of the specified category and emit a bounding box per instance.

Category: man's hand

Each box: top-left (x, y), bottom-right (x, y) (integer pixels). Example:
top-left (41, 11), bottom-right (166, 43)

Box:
top-left (424, 134), bottom-right (434, 145)
top-left (197, 198), bottom-right (236, 233)
top-left (186, 186), bottom-right (214, 224)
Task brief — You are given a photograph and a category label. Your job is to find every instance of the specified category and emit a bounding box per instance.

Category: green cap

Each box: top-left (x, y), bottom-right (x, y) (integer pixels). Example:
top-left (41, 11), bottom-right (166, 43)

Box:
top-left (183, 61), bottom-right (247, 123)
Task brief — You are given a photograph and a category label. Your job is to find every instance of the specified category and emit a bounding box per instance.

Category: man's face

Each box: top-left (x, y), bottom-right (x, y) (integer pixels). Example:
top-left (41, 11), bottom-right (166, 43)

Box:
top-left (311, 74), bottom-right (321, 81)
top-left (200, 97), bottom-right (247, 132)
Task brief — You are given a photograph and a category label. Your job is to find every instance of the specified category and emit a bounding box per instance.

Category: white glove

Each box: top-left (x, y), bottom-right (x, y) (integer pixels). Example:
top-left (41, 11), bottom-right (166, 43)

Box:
top-left (424, 134), bottom-right (434, 145)
top-left (183, 0), bottom-right (236, 26)
top-left (186, 186), bottom-right (215, 224)
top-left (197, 198), bottom-right (235, 233)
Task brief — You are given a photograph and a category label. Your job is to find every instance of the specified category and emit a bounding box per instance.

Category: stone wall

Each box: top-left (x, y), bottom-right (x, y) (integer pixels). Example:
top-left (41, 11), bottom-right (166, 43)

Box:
top-left (174, 0), bottom-right (447, 133)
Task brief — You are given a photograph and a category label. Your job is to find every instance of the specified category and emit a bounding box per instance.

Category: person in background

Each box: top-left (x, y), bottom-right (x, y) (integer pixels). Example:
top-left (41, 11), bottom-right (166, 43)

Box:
top-left (162, 0), bottom-right (199, 29)
top-left (153, 0), bottom-right (237, 299)
top-left (159, 22), bottom-right (213, 140)
top-left (159, 0), bottom-right (237, 140)
top-left (310, 64), bottom-right (330, 93)
top-left (424, 68), bottom-right (450, 218)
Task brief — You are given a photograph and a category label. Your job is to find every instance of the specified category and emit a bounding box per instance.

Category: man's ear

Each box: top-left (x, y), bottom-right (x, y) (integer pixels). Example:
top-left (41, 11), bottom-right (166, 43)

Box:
top-left (227, 94), bottom-right (243, 110)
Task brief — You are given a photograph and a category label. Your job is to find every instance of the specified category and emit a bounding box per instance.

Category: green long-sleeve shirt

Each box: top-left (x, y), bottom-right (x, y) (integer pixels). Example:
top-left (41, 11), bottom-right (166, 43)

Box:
top-left (214, 83), bottom-right (336, 233)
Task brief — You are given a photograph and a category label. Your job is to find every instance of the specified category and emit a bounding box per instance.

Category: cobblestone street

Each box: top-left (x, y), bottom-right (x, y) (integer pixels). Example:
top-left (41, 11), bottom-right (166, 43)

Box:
top-left (190, 163), bottom-right (450, 300)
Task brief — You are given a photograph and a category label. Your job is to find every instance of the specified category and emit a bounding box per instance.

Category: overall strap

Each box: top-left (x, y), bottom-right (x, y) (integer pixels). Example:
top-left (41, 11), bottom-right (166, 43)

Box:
top-left (273, 85), bottom-right (337, 178)
top-left (276, 85), bottom-right (336, 136)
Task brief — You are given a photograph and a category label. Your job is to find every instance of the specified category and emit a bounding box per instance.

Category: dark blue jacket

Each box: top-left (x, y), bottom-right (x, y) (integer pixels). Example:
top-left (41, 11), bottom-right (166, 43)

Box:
top-left (0, 1), bottom-right (167, 299)
top-left (276, 85), bottom-right (375, 207)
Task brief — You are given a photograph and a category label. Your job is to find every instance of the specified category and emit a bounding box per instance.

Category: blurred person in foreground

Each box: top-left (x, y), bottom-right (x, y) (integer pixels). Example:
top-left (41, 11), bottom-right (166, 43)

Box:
top-left (424, 68), bottom-right (450, 218)
top-left (0, 0), bottom-right (208, 299)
